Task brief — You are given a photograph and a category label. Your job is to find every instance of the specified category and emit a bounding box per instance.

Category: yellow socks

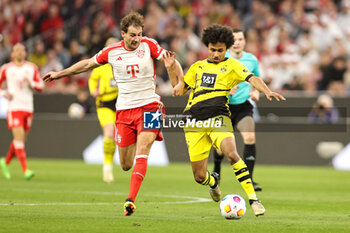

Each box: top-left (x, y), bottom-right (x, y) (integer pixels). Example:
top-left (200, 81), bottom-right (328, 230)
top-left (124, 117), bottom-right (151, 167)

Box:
top-left (103, 137), bottom-right (116, 165)
top-left (201, 171), bottom-right (216, 187)
top-left (232, 159), bottom-right (257, 200)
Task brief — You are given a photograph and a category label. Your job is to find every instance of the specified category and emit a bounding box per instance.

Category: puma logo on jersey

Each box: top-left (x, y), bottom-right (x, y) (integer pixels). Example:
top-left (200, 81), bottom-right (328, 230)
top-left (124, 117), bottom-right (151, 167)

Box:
top-left (117, 56), bottom-right (123, 61)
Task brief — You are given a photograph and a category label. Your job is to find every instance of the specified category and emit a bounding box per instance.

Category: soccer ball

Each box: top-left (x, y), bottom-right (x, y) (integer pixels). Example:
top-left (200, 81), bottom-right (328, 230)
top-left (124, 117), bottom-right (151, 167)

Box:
top-left (219, 194), bottom-right (246, 219)
top-left (68, 103), bottom-right (85, 119)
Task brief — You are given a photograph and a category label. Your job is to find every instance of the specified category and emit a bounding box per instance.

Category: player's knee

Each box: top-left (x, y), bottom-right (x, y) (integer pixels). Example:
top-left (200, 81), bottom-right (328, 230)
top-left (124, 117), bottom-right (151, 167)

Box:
top-left (104, 132), bottom-right (114, 139)
top-left (120, 162), bottom-right (133, 171)
top-left (243, 134), bottom-right (255, 144)
top-left (194, 173), bottom-right (206, 184)
top-left (216, 148), bottom-right (223, 156)
top-left (137, 143), bottom-right (152, 154)
top-left (121, 164), bottom-right (132, 171)
top-left (226, 151), bottom-right (240, 165)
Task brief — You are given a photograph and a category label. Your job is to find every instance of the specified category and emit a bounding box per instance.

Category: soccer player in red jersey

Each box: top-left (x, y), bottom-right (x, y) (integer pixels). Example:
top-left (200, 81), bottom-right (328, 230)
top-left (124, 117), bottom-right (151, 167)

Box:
top-left (0, 43), bottom-right (44, 180)
top-left (42, 12), bottom-right (183, 216)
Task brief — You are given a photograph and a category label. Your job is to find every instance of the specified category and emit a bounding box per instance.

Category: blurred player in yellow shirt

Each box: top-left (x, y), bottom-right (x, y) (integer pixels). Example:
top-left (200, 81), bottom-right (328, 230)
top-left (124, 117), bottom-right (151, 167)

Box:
top-left (89, 37), bottom-right (119, 183)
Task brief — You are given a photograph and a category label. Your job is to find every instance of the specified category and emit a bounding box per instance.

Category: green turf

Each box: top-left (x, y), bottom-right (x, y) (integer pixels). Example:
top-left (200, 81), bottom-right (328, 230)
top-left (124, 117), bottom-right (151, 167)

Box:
top-left (0, 159), bottom-right (350, 233)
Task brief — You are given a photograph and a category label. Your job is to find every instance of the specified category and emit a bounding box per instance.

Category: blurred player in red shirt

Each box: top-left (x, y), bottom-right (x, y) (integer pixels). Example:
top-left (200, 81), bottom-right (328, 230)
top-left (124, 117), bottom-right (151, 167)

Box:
top-left (0, 43), bottom-right (44, 180)
top-left (42, 11), bottom-right (183, 216)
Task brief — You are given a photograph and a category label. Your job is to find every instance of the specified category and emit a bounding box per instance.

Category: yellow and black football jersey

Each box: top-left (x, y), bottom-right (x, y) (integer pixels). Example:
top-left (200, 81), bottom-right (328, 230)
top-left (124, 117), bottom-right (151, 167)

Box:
top-left (89, 64), bottom-right (118, 111)
top-left (183, 58), bottom-right (253, 120)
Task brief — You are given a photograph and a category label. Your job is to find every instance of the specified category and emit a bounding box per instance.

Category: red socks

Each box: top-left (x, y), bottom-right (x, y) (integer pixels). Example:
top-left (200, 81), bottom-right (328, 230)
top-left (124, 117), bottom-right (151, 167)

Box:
top-left (5, 142), bottom-right (15, 164)
top-left (15, 148), bottom-right (27, 173)
top-left (5, 141), bottom-right (28, 173)
top-left (127, 156), bottom-right (148, 202)
top-left (13, 141), bottom-right (28, 173)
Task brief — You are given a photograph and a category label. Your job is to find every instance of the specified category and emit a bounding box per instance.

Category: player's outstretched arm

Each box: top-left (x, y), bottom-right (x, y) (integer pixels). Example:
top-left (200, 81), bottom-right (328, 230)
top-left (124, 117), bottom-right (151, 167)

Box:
top-left (248, 76), bottom-right (286, 101)
top-left (162, 51), bottom-right (184, 87)
top-left (42, 57), bottom-right (100, 82)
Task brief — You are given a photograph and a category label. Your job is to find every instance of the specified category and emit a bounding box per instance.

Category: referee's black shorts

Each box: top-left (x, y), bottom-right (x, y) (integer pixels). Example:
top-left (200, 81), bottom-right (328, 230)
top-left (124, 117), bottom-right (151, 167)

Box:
top-left (229, 100), bottom-right (254, 127)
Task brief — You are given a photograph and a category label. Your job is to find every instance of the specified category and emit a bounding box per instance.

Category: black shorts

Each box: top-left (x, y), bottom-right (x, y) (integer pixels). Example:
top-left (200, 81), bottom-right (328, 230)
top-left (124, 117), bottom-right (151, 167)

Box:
top-left (229, 100), bottom-right (253, 127)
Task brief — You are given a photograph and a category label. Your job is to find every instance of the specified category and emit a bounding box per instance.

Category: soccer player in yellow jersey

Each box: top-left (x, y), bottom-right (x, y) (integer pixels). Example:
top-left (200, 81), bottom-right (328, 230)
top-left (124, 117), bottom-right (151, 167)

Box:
top-left (89, 37), bottom-right (119, 183)
top-left (169, 25), bottom-right (285, 216)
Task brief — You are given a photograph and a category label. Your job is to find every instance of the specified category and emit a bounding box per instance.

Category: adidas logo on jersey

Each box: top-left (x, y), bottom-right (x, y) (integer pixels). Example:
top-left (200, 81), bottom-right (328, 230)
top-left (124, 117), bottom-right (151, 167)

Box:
top-left (117, 56), bottom-right (122, 61)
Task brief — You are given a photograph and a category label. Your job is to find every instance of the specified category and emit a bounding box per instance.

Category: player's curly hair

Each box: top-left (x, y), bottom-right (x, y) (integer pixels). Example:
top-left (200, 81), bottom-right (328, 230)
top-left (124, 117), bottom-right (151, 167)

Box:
top-left (201, 24), bottom-right (234, 49)
top-left (120, 11), bottom-right (144, 33)
top-left (232, 28), bottom-right (243, 34)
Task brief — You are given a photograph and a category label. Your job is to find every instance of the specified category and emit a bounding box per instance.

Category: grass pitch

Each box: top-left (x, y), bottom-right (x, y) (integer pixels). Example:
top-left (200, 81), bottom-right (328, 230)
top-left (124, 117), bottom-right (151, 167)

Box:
top-left (0, 159), bottom-right (350, 233)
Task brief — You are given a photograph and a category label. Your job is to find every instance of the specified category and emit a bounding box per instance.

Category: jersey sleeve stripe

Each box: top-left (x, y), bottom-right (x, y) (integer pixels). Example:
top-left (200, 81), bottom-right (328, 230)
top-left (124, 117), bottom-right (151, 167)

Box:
top-left (94, 55), bottom-right (102, 65)
top-left (245, 74), bottom-right (253, 82)
top-left (32, 66), bottom-right (44, 92)
top-left (156, 48), bottom-right (165, 60)
top-left (0, 64), bottom-right (8, 85)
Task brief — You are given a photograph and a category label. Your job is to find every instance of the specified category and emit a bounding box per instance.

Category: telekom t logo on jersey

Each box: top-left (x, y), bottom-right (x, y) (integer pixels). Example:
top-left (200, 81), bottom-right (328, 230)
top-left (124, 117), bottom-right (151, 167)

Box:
top-left (126, 64), bottom-right (139, 78)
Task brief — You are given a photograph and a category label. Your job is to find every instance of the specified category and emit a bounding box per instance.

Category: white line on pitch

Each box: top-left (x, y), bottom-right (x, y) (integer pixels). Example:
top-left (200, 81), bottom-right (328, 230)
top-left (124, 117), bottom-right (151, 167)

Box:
top-left (0, 188), bottom-right (212, 206)
top-left (0, 197), bottom-right (212, 206)
top-left (0, 198), bottom-right (211, 206)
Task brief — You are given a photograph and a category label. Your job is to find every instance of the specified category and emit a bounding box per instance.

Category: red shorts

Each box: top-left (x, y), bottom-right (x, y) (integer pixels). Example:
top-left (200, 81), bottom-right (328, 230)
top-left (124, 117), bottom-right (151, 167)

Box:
top-left (7, 111), bottom-right (33, 131)
top-left (115, 101), bottom-right (165, 147)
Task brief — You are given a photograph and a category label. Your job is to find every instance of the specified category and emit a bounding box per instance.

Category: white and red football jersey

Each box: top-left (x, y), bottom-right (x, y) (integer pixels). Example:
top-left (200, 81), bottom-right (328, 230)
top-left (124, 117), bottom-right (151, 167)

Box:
top-left (0, 61), bottom-right (44, 112)
top-left (94, 37), bottom-right (165, 110)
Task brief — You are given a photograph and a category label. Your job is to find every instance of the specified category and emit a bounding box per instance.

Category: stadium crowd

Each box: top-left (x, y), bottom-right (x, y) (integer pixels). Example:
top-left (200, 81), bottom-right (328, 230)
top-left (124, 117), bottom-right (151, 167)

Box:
top-left (1, 0), bottom-right (350, 96)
